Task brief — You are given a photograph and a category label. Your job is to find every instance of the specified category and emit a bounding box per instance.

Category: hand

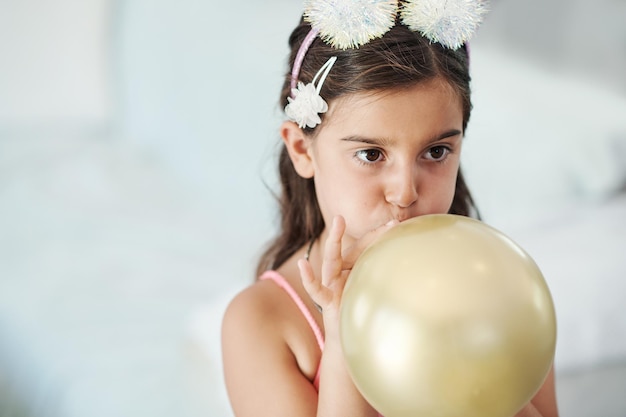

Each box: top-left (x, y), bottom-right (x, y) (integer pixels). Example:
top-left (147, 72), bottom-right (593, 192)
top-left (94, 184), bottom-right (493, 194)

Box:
top-left (513, 403), bottom-right (542, 417)
top-left (298, 216), bottom-right (398, 337)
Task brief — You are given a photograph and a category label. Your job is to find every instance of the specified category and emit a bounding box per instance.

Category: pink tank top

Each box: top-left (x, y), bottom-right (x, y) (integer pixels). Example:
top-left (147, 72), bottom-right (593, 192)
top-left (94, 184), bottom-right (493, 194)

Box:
top-left (260, 270), bottom-right (383, 417)
top-left (260, 270), bottom-right (324, 389)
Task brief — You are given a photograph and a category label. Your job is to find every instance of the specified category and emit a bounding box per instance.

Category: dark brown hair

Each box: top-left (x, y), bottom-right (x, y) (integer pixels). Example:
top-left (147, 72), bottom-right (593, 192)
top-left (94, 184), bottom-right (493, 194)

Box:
top-left (256, 15), bottom-right (479, 277)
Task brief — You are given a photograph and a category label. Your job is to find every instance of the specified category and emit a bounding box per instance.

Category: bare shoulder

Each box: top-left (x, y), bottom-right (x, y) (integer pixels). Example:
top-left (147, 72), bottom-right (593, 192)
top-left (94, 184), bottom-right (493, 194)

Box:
top-left (223, 280), bottom-right (266, 316)
top-left (221, 279), bottom-right (318, 416)
top-left (222, 281), bottom-right (279, 352)
top-left (222, 279), bottom-right (283, 338)
top-left (222, 260), bottom-right (308, 339)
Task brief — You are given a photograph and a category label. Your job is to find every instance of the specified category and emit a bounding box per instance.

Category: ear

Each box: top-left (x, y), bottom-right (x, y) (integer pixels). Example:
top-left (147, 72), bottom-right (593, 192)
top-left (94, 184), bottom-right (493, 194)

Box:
top-left (281, 121), bottom-right (315, 179)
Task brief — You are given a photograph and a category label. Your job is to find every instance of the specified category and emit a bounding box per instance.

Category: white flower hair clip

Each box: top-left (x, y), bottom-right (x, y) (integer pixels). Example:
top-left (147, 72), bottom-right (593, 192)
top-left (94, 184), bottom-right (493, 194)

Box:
top-left (285, 56), bottom-right (337, 129)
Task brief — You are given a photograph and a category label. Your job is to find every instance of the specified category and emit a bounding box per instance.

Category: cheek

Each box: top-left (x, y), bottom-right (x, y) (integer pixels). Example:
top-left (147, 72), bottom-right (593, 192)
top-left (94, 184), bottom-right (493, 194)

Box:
top-left (319, 176), bottom-right (381, 216)
top-left (316, 177), bottom-right (384, 238)
top-left (421, 169), bottom-right (459, 213)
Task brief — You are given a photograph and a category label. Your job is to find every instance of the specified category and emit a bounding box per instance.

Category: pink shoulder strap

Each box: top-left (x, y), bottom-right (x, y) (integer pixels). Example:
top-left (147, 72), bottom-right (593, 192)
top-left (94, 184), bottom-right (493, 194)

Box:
top-left (260, 270), bottom-right (324, 389)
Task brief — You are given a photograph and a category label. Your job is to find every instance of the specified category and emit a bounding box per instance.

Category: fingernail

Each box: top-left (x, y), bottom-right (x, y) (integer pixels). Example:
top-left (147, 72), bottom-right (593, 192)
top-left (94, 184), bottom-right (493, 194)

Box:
top-left (386, 219), bottom-right (399, 226)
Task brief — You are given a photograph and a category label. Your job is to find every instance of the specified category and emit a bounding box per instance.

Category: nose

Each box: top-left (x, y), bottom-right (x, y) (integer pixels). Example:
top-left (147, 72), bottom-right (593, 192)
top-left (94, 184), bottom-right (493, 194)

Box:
top-left (385, 162), bottom-right (418, 209)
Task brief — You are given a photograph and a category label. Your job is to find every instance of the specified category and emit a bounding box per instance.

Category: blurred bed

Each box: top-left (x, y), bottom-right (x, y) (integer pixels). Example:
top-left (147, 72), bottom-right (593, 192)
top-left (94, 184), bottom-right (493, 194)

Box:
top-left (1, 1), bottom-right (625, 417)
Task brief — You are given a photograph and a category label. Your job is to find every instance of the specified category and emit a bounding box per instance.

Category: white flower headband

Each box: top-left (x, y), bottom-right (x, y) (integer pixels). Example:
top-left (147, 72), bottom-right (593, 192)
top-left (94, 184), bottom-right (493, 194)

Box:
top-left (285, 0), bottom-right (489, 128)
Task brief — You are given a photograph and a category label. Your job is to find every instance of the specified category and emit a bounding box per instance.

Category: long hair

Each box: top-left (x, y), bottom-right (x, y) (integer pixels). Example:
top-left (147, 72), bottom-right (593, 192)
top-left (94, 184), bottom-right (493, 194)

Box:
top-left (256, 16), bottom-right (479, 277)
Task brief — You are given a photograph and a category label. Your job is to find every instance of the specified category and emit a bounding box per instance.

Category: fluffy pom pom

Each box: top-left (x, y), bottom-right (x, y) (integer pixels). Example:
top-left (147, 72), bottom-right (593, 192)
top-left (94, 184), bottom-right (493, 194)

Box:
top-left (304, 0), bottom-right (398, 50)
top-left (401, 0), bottom-right (488, 49)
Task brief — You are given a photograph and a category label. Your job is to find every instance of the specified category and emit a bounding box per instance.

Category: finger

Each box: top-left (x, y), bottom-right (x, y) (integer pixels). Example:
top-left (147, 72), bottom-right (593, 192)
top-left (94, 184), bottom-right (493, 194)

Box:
top-left (342, 219), bottom-right (399, 269)
top-left (298, 258), bottom-right (332, 307)
top-left (321, 216), bottom-right (346, 287)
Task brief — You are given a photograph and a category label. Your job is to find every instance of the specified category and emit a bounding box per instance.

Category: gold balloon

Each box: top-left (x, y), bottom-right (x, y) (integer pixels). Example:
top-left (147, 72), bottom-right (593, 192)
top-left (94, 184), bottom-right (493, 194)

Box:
top-left (340, 214), bottom-right (556, 417)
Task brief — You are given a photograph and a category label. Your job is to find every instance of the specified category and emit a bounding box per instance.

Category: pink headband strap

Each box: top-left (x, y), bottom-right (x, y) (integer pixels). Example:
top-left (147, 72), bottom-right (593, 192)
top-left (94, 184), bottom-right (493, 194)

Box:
top-left (290, 28), bottom-right (320, 94)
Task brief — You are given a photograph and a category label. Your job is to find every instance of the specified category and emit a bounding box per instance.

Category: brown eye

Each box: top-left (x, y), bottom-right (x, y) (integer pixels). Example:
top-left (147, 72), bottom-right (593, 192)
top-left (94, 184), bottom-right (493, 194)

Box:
top-left (356, 149), bottom-right (383, 163)
top-left (426, 146), bottom-right (450, 161)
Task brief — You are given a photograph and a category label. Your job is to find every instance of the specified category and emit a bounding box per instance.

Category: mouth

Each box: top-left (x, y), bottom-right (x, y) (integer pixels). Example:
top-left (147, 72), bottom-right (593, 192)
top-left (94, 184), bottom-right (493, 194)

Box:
top-left (394, 214), bottom-right (416, 223)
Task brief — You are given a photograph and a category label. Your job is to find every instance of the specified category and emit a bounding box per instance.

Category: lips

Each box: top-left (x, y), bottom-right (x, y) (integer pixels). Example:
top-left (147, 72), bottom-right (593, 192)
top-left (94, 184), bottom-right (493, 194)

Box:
top-left (392, 212), bottom-right (417, 223)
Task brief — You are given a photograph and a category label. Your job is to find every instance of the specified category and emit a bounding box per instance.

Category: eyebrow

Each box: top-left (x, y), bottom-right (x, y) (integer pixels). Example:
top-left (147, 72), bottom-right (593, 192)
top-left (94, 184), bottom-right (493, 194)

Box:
top-left (340, 129), bottom-right (462, 146)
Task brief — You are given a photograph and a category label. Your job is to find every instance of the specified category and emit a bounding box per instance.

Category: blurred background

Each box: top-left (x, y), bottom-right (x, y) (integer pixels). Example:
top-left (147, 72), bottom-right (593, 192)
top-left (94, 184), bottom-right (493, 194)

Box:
top-left (0, 0), bottom-right (625, 416)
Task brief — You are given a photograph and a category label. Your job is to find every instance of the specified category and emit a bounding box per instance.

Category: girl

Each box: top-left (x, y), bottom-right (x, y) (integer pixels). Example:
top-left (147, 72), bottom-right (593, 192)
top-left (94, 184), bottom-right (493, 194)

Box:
top-left (222, 3), bottom-right (558, 416)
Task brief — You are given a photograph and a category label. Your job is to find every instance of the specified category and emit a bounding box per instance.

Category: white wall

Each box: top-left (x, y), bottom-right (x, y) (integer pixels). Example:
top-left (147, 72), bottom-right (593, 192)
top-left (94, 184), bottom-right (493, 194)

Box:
top-left (112, 0), bottom-right (308, 278)
top-left (0, 0), bottom-right (112, 127)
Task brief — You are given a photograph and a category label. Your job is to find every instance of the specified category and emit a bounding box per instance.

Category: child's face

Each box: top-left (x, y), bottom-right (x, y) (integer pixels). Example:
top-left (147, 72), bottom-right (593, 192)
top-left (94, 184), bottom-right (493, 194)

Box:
top-left (309, 79), bottom-right (464, 243)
